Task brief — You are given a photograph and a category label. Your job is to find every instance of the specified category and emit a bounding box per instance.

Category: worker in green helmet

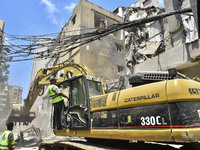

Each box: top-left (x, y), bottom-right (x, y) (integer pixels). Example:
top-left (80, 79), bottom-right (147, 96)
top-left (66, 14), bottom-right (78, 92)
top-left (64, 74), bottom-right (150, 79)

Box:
top-left (47, 76), bottom-right (69, 130)
top-left (0, 122), bottom-right (15, 150)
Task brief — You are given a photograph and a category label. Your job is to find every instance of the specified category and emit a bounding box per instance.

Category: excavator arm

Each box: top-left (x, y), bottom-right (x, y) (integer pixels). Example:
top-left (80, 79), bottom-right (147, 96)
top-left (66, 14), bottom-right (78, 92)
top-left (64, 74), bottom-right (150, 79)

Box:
top-left (6, 62), bottom-right (95, 125)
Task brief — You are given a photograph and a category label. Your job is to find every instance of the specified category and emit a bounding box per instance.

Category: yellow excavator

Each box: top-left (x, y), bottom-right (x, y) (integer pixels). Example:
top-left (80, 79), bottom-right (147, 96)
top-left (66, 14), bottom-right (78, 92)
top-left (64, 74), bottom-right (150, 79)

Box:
top-left (6, 62), bottom-right (200, 149)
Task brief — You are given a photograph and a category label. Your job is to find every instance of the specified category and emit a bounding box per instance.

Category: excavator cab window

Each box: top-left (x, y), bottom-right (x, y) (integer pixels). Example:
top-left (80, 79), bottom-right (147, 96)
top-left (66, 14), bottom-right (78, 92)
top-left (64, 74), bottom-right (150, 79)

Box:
top-left (71, 77), bottom-right (86, 106)
top-left (58, 75), bottom-right (103, 129)
top-left (87, 80), bottom-right (103, 97)
top-left (67, 75), bottom-right (90, 129)
top-left (59, 83), bottom-right (70, 107)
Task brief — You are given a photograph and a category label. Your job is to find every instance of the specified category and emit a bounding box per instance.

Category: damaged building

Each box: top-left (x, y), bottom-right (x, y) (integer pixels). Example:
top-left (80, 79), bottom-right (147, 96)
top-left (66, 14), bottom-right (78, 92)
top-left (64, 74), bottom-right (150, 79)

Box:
top-left (114, 1), bottom-right (166, 67)
top-left (45, 0), bottom-right (125, 84)
top-left (32, 0), bottom-right (125, 110)
top-left (30, 0), bottom-right (200, 118)
top-left (115, 6), bottom-right (165, 65)
top-left (114, 0), bottom-right (200, 78)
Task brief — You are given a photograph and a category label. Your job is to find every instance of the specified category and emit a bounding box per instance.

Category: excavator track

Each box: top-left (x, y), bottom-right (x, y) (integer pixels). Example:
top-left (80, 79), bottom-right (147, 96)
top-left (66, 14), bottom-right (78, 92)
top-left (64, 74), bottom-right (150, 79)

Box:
top-left (38, 141), bottom-right (108, 150)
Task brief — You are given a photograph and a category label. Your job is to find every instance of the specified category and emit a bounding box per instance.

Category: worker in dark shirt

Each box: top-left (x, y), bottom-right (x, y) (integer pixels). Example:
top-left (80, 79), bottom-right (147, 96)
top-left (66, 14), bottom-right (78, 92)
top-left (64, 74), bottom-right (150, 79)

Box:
top-left (0, 122), bottom-right (15, 150)
top-left (47, 76), bottom-right (69, 130)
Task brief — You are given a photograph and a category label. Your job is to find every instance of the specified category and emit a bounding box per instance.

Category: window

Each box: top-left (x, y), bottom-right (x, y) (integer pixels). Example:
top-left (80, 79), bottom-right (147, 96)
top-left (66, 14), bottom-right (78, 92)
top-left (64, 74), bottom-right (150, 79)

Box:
top-left (71, 77), bottom-right (86, 106)
top-left (87, 80), bottom-right (103, 97)
top-left (115, 43), bottom-right (123, 53)
top-left (3, 90), bottom-right (8, 95)
top-left (118, 66), bottom-right (124, 74)
top-left (0, 95), bottom-right (7, 99)
top-left (94, 12), bottom-right (107, 28)
top-left (13, 93), bottom-right (18, 100)
top-left (14, 88), bottom-right (18, 92)
top-left (71, 15), bottom-right (76, 25)
top-left (3, 95), bottom-right (7, 100)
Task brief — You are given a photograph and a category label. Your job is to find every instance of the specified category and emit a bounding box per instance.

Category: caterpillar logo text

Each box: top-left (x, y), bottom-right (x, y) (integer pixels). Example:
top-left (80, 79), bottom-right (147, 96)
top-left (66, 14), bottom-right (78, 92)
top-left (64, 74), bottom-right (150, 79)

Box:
top-left (188, 88), bottom-right (200, 95)
top-left (124, 93), bottom-right (159, 102)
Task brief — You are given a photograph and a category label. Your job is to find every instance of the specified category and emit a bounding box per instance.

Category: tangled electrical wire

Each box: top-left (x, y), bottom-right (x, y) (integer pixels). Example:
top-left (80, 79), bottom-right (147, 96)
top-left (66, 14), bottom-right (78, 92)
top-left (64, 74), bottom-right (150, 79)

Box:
top-left (0, 8), bottom-right (191, 63)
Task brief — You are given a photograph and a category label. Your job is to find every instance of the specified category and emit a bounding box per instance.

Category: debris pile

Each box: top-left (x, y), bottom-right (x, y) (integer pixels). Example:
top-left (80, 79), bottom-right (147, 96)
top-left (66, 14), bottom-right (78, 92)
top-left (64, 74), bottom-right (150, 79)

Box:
top-left (15, 125), bottom-right (42, 147)
top-left (123, 6), bottom-right (165, 65)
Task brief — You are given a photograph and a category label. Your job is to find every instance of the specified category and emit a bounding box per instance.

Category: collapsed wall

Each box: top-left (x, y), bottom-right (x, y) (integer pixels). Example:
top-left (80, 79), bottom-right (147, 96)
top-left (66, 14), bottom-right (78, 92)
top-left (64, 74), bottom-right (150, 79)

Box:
top-left (114, 0), bottom-right (198, 71)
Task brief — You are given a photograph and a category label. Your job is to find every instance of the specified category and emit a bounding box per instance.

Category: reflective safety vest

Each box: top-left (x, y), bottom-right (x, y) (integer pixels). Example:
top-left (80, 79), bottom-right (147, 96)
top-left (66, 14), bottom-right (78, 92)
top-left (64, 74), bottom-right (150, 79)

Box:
top-left (0, 130), bottom-right (15, 150)
top-left (47, 85), bottom-right (63, 103)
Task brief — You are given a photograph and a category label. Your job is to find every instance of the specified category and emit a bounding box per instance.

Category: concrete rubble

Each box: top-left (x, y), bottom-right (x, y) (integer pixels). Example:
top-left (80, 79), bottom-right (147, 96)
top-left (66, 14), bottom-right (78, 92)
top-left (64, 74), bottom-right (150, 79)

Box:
top-left (114, 0), bottom-right (199, 69)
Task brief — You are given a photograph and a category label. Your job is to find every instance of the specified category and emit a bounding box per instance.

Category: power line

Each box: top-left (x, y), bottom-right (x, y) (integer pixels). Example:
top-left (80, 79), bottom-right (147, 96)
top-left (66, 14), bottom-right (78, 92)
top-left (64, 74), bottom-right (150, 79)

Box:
top-left (0, 8), bottom-right (192, 62)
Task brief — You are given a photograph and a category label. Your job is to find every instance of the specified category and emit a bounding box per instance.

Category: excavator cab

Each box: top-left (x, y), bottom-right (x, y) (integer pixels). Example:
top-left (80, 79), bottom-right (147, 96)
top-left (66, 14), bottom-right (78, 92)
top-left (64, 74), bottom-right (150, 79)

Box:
top-left (57, 75), bottom-right (104, 129)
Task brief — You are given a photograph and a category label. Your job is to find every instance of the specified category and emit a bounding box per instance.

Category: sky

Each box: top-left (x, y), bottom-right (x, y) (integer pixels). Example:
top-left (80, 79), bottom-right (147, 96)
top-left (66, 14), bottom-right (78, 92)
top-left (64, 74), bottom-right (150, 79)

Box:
top-left (0, 0), bottom-right (164, 101)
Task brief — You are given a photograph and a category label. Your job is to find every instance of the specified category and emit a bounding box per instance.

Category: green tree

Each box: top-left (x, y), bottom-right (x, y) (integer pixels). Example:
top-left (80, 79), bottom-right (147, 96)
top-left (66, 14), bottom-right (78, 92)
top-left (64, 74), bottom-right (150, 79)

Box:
top-left (0, 47), bottom-right (12, 90)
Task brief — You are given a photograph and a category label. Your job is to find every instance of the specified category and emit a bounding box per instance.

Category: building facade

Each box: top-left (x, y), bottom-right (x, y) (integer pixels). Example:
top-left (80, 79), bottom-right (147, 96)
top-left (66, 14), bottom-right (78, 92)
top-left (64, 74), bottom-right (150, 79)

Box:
top-left (29, 0), bottom-right (127, 117)
top-left (47, 0), bottom-right (125, 84)
top-left (0, 84), bottom-right (23, 120)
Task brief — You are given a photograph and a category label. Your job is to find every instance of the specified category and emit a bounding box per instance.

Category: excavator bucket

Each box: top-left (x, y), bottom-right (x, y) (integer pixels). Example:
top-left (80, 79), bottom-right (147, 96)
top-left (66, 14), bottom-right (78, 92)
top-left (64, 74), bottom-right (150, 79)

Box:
top-left (6, 104), bottom-right (36, 125)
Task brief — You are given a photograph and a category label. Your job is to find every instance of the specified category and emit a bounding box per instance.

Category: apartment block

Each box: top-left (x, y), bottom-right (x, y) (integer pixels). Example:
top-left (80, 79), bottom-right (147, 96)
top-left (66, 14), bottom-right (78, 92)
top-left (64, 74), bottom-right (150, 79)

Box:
top-left (47, 0), bottom-right (125, 83)
top-left (0, 85), bottom-right (23, 119)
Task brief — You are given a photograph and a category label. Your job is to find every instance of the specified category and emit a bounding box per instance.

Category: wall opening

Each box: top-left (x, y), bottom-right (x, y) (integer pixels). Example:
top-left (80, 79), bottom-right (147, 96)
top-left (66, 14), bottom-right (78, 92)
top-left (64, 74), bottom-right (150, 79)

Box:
top-left (71, 15), bottom-right (76, 25)
top-left (115, 43), bottom-right (123, 53)
top-left (94, 11), bottom-right (123, 40)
